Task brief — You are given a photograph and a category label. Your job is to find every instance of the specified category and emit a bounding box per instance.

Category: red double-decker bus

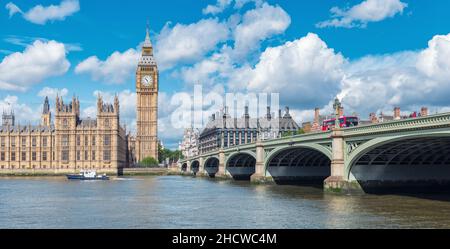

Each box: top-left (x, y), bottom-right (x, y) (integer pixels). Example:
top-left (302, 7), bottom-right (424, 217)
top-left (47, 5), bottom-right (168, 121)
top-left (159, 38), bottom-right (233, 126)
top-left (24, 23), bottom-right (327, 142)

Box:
top-left (322, 116), bottom-right (359, 131)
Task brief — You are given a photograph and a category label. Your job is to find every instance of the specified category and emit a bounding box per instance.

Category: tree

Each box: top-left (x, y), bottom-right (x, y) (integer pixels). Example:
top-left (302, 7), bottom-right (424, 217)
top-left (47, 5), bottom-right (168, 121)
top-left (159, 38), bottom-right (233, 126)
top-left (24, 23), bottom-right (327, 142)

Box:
top-left (296, 128), bottom-right (305, 135)
top-left (281, 128), bottom-right (305, 137)
top-left (140, 157), bottom-right (158, 167)
top-left (158, 143), bottom-right (183, 163)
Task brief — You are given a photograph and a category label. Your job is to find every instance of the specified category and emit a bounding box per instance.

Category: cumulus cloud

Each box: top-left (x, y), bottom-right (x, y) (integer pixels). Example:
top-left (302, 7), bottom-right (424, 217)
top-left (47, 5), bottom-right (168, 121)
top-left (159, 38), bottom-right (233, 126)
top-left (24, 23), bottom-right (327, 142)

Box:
top-left (38, 87), bottom-right (69, 99)
top-left (0, 40), bottom-right (70, 91)
top-left (338, 34), bottom-right (450, 119)
top-left (177, 2), bottom-right (292, 88)
top-left (202, 0), bottom-right (233, 15)
top-left (416, 33), bottom-right (450, 81)
top-left (155, 18), bottom-right (230, 70)
top-left (75, 49), bottom-right (140, 84)
top-left (179, 29), bottom-right (450, 124)
top-left (316, 0), bottom-right (407, 28)
top-left (0, 95), bottom-right (41, 124)
top-left (6, 0), bottom-right (80, 25)
top-left (234, 33), bottom-right (346, 108)
top-left (233, 3), bottom-right (291, 58)
top-left (180, 48), bottom-right (235, 86)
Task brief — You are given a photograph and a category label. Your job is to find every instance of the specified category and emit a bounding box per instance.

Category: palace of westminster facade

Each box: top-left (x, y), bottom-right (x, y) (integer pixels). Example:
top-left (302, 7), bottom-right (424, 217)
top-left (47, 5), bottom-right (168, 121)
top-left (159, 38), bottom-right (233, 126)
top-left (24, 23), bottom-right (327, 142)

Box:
top-left (0, 28), bottom-right (159, 174)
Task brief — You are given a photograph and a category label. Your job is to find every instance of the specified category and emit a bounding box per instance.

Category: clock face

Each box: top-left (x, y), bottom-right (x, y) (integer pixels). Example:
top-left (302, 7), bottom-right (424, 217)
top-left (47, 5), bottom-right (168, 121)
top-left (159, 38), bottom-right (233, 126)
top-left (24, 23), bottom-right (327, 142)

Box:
top-left (141, 75), bottom-right (153, 87)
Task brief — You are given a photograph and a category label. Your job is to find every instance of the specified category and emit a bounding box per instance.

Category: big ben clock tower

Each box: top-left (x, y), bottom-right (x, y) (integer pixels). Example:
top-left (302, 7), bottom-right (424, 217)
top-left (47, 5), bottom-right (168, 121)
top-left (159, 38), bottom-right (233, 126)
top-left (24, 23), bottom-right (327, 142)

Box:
top-left (136, 26), bottom-right (158, 162)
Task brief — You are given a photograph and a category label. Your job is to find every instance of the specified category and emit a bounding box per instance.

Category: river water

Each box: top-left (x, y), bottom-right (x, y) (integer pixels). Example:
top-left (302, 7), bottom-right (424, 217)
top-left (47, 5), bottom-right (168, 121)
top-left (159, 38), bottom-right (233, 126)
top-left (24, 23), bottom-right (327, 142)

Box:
top-left (1, 175), bottom-right (450, 229)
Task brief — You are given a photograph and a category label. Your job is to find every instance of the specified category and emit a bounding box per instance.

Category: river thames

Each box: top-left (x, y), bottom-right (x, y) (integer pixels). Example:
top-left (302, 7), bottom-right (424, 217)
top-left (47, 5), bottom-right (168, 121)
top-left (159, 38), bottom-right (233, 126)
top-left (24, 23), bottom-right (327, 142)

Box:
top-left (1, 175), bottom-right (450, 229)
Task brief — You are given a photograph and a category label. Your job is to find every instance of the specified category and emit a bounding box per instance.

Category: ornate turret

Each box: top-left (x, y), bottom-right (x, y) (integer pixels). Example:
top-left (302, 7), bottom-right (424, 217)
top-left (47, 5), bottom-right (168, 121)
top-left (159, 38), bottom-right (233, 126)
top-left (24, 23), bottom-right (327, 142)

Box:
top-left (114, 94), bottom-right (120, 116)
top-left (143, 25), bottom-right (153, 50)
top-left (41, 96), bottom-right (51, 126)
top-left (139, 24), bottom-right (156, 66)
top-left (97, 94), bottom-right (103, 113)
top-left (55, 94), bottom-right (60, 113)
top-left (43, 97), bottom-right (50, 114)
top-left (2, 109), bottom-right (15, 127)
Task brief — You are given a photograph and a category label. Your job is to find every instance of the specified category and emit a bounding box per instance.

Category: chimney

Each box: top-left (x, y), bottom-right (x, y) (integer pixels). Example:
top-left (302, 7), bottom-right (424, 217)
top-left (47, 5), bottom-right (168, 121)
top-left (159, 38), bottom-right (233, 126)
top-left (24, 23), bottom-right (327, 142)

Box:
top-left (266, 106), bottom-right (271, 120)
top-left (394, 107), bottom-right (401, 120)
top-left (338, 107), bottom-right (344, 117)
top-left (421, 107), bottom-right (428, 117)
top-left (370, 113), bottom-right (378, 123)
top-left (314, 108), bottom-right (320, 124)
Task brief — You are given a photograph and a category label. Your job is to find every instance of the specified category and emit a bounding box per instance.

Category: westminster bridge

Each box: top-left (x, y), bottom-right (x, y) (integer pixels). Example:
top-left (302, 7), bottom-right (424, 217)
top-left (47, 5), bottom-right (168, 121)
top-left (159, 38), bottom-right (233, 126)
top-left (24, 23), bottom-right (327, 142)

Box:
top-left (178, 112), bottom-right (450, 193)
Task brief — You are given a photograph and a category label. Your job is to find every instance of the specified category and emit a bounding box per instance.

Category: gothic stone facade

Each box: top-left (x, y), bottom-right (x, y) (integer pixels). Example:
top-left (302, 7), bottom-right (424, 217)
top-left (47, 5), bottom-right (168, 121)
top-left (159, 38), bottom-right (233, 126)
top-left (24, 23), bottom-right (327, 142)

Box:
top-left (0, 28), bottom-right (160, 174)
top-left (0, 95), bottom-right (128, 174)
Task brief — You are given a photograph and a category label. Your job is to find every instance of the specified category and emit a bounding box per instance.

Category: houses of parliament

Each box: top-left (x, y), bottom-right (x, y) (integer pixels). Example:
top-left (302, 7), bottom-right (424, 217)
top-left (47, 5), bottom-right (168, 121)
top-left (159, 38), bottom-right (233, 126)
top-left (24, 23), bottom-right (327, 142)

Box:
top-left (0, 28), bottom-right (159, 175)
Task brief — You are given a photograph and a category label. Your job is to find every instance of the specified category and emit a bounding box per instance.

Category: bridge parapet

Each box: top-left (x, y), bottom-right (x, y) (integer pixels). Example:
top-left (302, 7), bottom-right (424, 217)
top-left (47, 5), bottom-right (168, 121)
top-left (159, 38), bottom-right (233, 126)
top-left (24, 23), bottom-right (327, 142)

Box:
top-left (263, 131), bottom-right (331, 146)
top-left (344, 112), bottom-right (450, 136)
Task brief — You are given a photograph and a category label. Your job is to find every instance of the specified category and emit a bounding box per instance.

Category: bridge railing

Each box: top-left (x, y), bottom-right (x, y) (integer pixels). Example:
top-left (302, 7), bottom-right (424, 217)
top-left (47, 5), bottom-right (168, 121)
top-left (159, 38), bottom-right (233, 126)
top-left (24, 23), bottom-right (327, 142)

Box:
top-left (343, 112), bottom-right (450, 136)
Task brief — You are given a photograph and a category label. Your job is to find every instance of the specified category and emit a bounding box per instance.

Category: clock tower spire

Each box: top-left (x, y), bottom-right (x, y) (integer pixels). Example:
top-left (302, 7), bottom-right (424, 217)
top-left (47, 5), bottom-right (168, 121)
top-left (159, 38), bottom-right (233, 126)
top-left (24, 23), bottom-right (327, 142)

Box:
top-left (136, 24), bottom-right (159, 163)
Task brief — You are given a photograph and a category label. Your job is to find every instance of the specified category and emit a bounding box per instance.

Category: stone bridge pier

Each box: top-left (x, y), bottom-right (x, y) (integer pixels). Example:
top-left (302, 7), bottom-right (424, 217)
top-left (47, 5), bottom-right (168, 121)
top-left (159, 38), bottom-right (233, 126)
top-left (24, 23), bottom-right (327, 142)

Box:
top-left (250, 140), bottom-right (270, 183)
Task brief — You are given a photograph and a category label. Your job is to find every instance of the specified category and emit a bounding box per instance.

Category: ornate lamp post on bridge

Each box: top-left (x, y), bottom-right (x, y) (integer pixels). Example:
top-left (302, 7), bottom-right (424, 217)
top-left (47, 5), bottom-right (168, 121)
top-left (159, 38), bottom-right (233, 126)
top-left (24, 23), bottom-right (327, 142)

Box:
top-left (324, 97), bottom-right (347, 192)
top-left (333, 97), bottom-right (341, 129)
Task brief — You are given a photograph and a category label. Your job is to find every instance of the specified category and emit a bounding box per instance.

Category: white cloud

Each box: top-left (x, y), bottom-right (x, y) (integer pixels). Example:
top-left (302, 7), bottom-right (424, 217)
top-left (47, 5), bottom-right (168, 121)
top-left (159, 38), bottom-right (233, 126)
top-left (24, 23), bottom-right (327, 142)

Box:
top-left (241, 33), bottom-right (346, 108)
top-left (89, 90), bottom-right (136, 120)
top-left (38, 87), bottom-right (69, 99)
top-left (155, 18), bottom-right (230, 70)
top-left (0, 95), bottom-right (41, 124)
top-left (233, 2), bottom-right (291, 58)
top-left (6, 0), bottom-right (80, 25)
top-left (316, 0), bottom-right (407, 28)
top-left (202, 0), bottom-right (263, 15)
top-left (416, 33), bottom-right (450, 81)
top-left (178, 31), bottom-right (450, 124)
top-left (203, 0), bottom-right (233, 15)
top-left (0, 40), bottom-right (70, 91)
top-left (75, 49), bottom-right (140, 84)
top-left (4, 35), bottom-right (83, 52)
top-left (180, 47), bottom-right (235, 86)
top-left (5, 2), bottom-right (22, 17)
top-left (338, 34), bottom-right (450, 118)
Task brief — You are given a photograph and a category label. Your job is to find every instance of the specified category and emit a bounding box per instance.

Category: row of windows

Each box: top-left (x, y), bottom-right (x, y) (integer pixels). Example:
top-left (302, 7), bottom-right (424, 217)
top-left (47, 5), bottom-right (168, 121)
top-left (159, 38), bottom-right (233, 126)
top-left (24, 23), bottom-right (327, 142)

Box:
top-left (0, 150), bottom-right (111, 162)
top-left (62, 150), bottom-right (110, 161)
top-left (67, 135), bottom-right (111, 147)
top-left (0, 151), bottom-right (54, 161)
top-left (0, 165), bottom-right (113, 170)
top-left (0, 135), bottom-right (113, 148)
top-left (0, 137), bottom-right (53, 148)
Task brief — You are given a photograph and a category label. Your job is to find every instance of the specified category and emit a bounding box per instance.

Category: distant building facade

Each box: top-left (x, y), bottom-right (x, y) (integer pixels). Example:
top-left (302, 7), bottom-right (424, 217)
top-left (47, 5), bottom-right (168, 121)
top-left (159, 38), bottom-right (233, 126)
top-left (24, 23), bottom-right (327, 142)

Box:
top-left (179, 128), bottom-right (200, 158)
top-left (198, 106), bottom-right (300, 154)
top-left (361, 107), bottom-right (429, 125)
top-left (308, 106), bottom-right (430, 130)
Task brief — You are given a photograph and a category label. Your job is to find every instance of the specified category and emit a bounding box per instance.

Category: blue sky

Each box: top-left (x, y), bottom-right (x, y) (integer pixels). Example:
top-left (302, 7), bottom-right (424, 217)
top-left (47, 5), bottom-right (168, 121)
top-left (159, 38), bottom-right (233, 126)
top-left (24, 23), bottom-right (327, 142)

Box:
top-left (1, 0), bottom-right (450, 149)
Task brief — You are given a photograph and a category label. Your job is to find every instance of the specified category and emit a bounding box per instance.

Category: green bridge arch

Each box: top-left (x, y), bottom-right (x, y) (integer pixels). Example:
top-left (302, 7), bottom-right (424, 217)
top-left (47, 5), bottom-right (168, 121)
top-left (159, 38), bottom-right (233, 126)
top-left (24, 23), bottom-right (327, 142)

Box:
top-left (345, 130), bottom-right (450, 180)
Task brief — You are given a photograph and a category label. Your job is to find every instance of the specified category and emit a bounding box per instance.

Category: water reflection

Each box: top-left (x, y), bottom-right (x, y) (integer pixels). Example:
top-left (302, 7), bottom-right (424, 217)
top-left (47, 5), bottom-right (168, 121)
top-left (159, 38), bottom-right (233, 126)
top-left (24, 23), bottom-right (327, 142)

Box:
top-left (1, 176), bottom-right (450, 228)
